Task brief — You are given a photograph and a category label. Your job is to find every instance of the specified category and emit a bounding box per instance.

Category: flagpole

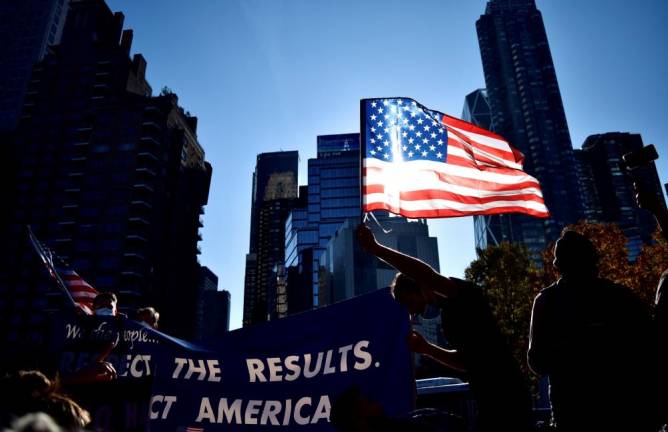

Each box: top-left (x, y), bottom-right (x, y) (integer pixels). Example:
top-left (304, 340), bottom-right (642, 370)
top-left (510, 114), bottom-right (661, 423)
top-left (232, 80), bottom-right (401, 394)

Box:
top-left (359, 99), bottom-right (366, 226)
top-left (26, 225), bottom-right (78, 309)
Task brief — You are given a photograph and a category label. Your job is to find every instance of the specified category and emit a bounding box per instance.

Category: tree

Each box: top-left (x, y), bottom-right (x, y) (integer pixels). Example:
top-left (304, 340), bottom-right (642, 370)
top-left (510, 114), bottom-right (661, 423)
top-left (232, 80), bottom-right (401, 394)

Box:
top-left (540, 221), bottom-right (658, 309)
top-left (633, 230), bottom-right (668, 308)
top-left (465, 242), bottom-right (541, 384)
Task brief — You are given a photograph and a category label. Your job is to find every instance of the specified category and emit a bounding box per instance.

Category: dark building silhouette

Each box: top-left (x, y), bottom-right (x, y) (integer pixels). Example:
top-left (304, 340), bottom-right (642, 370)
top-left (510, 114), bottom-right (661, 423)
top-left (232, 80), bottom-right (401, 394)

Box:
top-left (243, 151), bottom-right (298, 326)
top-left (475, 0), bottom-right (581, 254)
top-left (284, 186), bottom-right (314, 316)
top-left (0, 0), bottom-right (70, 131)
top-left (284, 134), bottom-right (360, 312)
top-left (199, 266), bottom-right (230, 341)
top-left (574, 133), bottom-right (665, 259)
top-left (0, 0), bottom-right (211, 344)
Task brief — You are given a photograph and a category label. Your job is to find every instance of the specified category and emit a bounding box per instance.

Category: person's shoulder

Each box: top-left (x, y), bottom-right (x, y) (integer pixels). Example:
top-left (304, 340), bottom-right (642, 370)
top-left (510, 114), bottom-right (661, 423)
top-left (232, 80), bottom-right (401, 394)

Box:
top-left (598, 278), bottom-right (636, 297)
top-left (448, 277), bottom-right (477, 289)
top-left (536, 282), bottom-right (559, 299)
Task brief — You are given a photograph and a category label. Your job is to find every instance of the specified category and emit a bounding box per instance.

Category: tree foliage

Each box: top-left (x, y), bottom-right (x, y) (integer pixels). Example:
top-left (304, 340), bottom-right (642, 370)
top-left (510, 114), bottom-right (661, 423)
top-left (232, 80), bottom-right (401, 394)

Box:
top-left (633, 231), bottom-right (668, 307)
top-left (465, 242), bottom-right (541, 382)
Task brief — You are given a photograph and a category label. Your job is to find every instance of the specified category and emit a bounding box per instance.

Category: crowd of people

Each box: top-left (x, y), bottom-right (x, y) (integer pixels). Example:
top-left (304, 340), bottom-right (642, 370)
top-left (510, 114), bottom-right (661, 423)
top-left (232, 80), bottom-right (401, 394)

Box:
top-left (331, 182), bottom-right (667, 432)
top-left (0, 297), bottom-right (160, 431)
top-left (2, 186), bottom-right (667, 431)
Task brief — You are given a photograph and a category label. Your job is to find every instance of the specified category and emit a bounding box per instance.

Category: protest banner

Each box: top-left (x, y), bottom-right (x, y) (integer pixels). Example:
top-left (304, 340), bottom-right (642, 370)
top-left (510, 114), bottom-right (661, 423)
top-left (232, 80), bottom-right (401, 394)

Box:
top-left (148, 288), bottom-right (413, 431)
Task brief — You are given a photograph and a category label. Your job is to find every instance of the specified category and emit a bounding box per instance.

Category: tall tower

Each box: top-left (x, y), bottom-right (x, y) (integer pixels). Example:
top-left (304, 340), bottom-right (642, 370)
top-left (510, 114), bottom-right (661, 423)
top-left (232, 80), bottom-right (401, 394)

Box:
top-left (476, 0), bottom-right (581, 253)
top-left (575, 133), bottom-right (665, 260)
top-left (284, 133), bottom-right (360, 312)
top-left (243, 151), bottom-right (298, 326)
top-left (0, 0), bottom-right (70, 131)
top-left (1, 0), bottom-right (211, 346)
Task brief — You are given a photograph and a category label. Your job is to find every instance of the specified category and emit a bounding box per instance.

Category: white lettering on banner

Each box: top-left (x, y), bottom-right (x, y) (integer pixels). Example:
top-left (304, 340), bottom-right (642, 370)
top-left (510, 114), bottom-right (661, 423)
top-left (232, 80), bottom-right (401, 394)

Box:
top-left (65, 324), bottom-right (82, 339)
top-left (128, 354), bottom-right (151, 378)
top-left (149, 395), bottom-right (177, 420)
top-left (62, 321), bottom-right (160, 346)
top-left (354, 341), bottom-right (373, 370)
top-left (195, 396), bottom-right (331, 425)
top-left (245, 340), bottom-right (373, 382)
top-left (260, 401), bottom-right (282, 426)
top-left (172, 358), bottom-right (222, 382)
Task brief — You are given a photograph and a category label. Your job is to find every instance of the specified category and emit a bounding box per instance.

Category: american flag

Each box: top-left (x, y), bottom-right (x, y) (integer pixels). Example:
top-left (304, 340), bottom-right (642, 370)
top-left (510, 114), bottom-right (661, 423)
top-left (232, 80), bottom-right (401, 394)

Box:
top-left (27, 227), bottom-right (98, 314)
top-left (361, 97), bottom-right (549, 218)
top-left (53, 264), bottom-right (98, 315)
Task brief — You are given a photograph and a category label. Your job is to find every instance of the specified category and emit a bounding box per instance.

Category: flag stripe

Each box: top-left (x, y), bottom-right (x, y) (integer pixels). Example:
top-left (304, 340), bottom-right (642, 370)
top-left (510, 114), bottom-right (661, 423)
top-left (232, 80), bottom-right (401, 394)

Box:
top-left (440, 113), bottom-right (509, 144)
top-left (364, 201), bottom-right (549, 218)
top-left (447, 135), bottom-right (522, 170)
top-left (364, 184), bottom-right (544, 203)
top-left (363, 159), bottom-right (542, 184)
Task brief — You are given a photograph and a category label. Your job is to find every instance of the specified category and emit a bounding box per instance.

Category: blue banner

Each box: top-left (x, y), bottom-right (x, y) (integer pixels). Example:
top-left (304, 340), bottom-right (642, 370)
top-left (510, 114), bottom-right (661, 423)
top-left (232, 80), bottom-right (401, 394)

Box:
top-left (148, 288), bottom-right (414, 431)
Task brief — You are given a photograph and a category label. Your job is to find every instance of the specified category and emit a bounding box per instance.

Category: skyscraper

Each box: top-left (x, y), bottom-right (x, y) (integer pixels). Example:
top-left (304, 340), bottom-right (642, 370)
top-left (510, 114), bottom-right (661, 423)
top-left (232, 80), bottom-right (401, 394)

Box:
top-left (198, 266), bottom-right (231, 341)
top-left (318, 215), bottom-right (440, 305)
top-left (317, 214), bottom-right (443, 376)
top-left (0, 0), bottom-right (70, 130)
top-left (243, 151), bottom-right (298, 326)
top-left (575, 133), bottom-right (665, 259)
top-left (284, 133), bottom-right (360, 311)
top-left (475, 0), bottom-right (581, 253)
top-left (1, 0), bottom-right (211, 344)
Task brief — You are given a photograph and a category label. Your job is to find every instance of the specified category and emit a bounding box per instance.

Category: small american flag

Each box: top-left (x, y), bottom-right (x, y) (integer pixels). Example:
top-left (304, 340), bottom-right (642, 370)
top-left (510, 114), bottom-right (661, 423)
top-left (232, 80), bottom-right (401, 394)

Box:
top-left (28, 227), bottom-right (99, 314)
top-left (361, 97), bottom-right (549, 218)
top-left (54, 264), bottom-right (98, 315)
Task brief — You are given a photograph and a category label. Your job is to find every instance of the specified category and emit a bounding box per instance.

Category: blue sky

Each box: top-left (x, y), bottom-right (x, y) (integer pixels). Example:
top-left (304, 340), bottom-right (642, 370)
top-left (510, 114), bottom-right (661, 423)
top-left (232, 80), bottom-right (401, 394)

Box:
top-left (107, 0), bottom-right (668, 329)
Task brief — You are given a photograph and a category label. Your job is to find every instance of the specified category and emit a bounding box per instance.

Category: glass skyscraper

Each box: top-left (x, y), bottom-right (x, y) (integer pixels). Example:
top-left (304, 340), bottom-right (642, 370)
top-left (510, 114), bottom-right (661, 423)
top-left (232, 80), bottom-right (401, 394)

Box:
top-left (475, 0), bottom-right (582, 253)
top-left (284, 133), bottom-right (360, 310)
top-left (574, 133), bottom-right (665, 260)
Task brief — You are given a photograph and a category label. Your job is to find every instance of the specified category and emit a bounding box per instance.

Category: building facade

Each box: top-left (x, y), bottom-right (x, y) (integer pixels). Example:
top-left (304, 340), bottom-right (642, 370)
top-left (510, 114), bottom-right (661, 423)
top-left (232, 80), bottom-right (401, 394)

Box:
top-left (0, 0), bottom-right (70, 131)
top-left (0, 0), bottom-right (211, 347)
top-left (574, 133), bottom-right (665, 259)
top-left (475, 0), bottom-right (582, 254)
top-left (284, 133), bottom-right (360, 313)
top-left (199, 266), bottom-right (231, 341)
top-left (243, 151), bottom-right (298, 326)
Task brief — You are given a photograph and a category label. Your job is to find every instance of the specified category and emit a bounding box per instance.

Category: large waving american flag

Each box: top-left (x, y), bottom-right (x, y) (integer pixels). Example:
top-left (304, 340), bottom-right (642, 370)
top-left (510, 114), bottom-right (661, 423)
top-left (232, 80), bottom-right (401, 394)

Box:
top-left (28, 227), bottom-right (98, 314)
top-left (361, 97), bottom-right (549, 218)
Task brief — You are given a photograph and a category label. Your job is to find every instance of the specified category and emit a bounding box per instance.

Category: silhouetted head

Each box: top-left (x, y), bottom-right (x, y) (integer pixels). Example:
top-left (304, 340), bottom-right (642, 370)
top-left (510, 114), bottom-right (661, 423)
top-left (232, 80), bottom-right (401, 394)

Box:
top-left (330, 386), bottom-right (385, 432)
top-left (553, 230), bottom-right (598, 279)
top-left (391, 273), bottom-right (428, 315)
top-left (136, 307), bottom-right (160, 329)
top-left (93, 292), bottom-right (117, 316)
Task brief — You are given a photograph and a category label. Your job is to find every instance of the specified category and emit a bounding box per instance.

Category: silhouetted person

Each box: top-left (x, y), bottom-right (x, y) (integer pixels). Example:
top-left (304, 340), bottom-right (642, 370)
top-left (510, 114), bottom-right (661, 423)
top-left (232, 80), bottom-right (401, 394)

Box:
top-left (135, 307), bottom-right (160, 329)
top-left (92, 292), bottom-right (117, 316)
top-left (634, 181), bottom-right (668, 429)
top-left (0, 370), bottom-right (90, 431)
top-left (635, 181), bottom-right (668, 337)
top-left (528, 229), bottom-right (655, 431)
top-left (357, 225), bottom-right (534, 432)
top-left (330, 386), bottom-right (464, 432)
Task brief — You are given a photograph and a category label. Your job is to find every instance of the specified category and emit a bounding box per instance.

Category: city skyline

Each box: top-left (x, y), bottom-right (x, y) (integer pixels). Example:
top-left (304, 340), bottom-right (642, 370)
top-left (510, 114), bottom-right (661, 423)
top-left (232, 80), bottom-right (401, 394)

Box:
top-left (105, 0), bottom-right (668, 329)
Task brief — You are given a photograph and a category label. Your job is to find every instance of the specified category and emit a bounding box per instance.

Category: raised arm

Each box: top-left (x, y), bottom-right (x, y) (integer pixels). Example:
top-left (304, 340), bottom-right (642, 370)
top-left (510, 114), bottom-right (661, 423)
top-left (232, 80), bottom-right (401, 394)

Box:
top-left (356, 224), bottom-right (459, 298)
top-left (408, 330), bottom-right (467, 373)
top-left (635, 181), bottom-right (668, 242)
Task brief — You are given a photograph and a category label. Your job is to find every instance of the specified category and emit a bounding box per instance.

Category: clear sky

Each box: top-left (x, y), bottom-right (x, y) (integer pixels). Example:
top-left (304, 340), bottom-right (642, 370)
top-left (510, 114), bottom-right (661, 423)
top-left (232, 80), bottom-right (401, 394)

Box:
top-left (106, 0), bottom-right (668, 330)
